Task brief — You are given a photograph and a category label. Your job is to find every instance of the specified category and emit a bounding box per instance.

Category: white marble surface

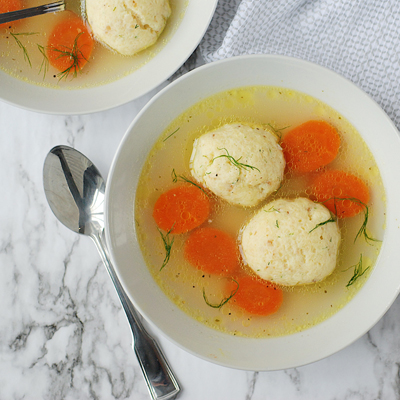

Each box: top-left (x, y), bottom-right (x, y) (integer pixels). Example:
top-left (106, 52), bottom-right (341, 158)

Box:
top-left (2, 61), bottom-right (400, 400)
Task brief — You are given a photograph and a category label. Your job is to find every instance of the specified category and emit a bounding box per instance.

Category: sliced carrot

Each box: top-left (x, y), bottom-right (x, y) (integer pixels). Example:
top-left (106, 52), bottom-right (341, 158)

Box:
top-left (0, 0), bottom-right (22, 29)
top-left (153, 185), bottom-right (210, 234)
top-left (47, 15), bottom-right (94, 75)
top-left (227, 275), bottom-right (283, 316)
top-left (309, 169), bottom-right (369, 218)
top-left (184, 227), bottom-right (239, 275)
top-left (281, 120), bottom-right (340, 173)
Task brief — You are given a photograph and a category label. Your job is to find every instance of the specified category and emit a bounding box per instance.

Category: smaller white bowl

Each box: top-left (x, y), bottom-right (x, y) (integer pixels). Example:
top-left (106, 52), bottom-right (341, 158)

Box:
top-left (105, 54), bottom-right (400, 371)
top-left (0, 0), bottom-right (217, 115)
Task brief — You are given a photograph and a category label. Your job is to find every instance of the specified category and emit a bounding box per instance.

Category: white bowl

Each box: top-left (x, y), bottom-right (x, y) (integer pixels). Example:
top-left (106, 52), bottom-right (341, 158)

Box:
top-left (0, 0), bottom-right (217, 115)
top-left (105, 54), bottom-right (400, 371)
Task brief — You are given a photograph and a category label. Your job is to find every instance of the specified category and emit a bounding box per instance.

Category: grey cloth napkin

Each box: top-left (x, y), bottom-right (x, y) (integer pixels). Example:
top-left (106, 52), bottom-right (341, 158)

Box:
top-left (195, 0), bottom-right (400, 131)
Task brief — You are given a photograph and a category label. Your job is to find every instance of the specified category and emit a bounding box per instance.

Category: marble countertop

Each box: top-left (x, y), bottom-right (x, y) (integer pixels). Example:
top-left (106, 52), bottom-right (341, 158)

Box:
top-left (2, 63), bottom-right (400, 400)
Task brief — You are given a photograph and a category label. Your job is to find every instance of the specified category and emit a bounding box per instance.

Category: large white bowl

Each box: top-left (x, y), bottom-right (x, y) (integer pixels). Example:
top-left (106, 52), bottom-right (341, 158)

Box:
top-left (105, 54), bottom-right (400, 371)
top-left (0, 0), bottom-right (217, 115)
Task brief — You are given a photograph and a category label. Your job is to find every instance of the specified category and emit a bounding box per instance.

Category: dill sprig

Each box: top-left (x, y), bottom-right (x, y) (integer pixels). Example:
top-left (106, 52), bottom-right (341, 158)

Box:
top-left (171, 169), bottom-right (207, 195)
top-left (348, 198), bottom-right (381, 244)
top-left (344, 254), bottom-right (370, 287)
top-left (163, 128), bottom-right (180, 142)
top-left (158, 226), bottom-right (175, 271)
top-left (273, 181), bottom-right (284, 195)
top-left (51, 32), bottom-right (88, 81)
top-left (309, 215), bottom-right (336, 233)
top-left (212, 148), bottom-right (260, 173)
top-left (203, 278), bottom-right (239, 309)
top-left (37, 44), bottom-right (49, 80)
top-left (321, 197), bottom-right (381, 244)
top-left (10, 32), bottom-right (39, 67)
top-left (264, 206), bottom-right (280, 213)
top-left (266, 123), bottom-right (291, 140)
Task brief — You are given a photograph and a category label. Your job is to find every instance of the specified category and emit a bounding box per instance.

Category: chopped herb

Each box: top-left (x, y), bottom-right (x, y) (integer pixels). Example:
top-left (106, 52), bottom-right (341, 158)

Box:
top-left (37, 44), bottom-right (49, 80)
top-left (51, 32), bottom-right (89, 81)
top-left (264, 206), bottom-right (280, 213)
top-left (309, 215), bottom-right (336, 233)
top-left (203, 279), bottom-right (239, 309)
top-left (344, 254), bottom-right (370, 287)
top-left (158, 226), bottom-right (175, 271)
top-left (276, 220), bottom-right (279, 228)
top-left (273, 181), bottom-right (284, 195)
top-left (10, 32), bottom-right (39, 67)
top-left (212, 148), bottom-right (260, 173)
top-left (163, 127), bottom-right (180, 142)
top-left (171, 169), bottom-right (207, 195)
top-left (350, 198), bottom-right (381, 244)
top-left (266, 123), bottom-right (290, 140)
top-left (321, 197), bottom-right (381, 244)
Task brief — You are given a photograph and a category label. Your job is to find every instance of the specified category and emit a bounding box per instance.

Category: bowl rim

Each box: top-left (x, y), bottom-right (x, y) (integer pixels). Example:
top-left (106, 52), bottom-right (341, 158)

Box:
top-left (105, 54), bottom-right (400, 371)
top-left (0, 0), bottom-right (218, 115)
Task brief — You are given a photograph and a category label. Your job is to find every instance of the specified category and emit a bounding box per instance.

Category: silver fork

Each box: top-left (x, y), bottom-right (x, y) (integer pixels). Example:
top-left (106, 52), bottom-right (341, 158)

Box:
top-left (0, 1), bottom-right (65, 24)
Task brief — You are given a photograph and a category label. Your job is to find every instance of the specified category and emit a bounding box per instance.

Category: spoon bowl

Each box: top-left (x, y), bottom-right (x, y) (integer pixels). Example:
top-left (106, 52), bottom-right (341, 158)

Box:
top-left (43, 145), bottom-right (180, 400)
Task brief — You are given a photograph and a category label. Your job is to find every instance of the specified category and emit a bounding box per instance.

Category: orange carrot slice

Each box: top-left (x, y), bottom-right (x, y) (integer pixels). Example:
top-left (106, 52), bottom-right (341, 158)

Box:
top-left (0, 0), bottom-right (22, 29)
top-left (228, 276), bottom-right (283, 316)
top-left (184, 227), bottom-right (239, 275)
top-left (47, 15), bottom-right (94, 76)
top-left (281, 120), bottom-right (340, 173)
top-left (309, 169), bottom-right (369, 218)
top-left (153, 185), bottom-right (210, 234)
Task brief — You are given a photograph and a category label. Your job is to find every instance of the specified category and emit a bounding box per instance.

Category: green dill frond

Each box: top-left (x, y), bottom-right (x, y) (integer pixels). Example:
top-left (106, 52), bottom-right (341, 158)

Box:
top-left (158, 226), bottom-right (175, 271)
top-left (266, 123), bottom-right (291, 140)
top-left (344, 254), bottom-right (370, 287)
top-left (319, 197), bottom-right (381, 244)
top-left (203, 278), bottom-right (239, 309)
top-left (171, 169), bottom-right (207, 194)
top-left (348, 198), bottom-right (381, 244)
top-left (273, 181), bottom-right (284, 194)
top-left (264, 206), bottom-right (280, 213)
top-left (37, 44), bottom-right (49, 80)
top-left (51, 32), bottom-right (88, 81)
top-left (213, 148), bottom-right (261, 173)
top-left (10, 32), bottom-right (39, 67)
top-left (163, 127), bottom-right (180, 142)
top-left (309, 215), bottom-right (336, 233)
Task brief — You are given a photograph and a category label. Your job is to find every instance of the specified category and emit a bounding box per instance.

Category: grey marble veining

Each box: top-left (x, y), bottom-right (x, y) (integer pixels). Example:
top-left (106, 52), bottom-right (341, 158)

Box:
top-left (1, 70), bottom-right (400, 400)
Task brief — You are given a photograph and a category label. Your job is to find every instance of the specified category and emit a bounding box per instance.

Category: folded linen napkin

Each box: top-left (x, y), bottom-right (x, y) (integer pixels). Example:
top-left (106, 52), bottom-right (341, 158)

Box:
top-left (195, 0), bottom-right (400, 131)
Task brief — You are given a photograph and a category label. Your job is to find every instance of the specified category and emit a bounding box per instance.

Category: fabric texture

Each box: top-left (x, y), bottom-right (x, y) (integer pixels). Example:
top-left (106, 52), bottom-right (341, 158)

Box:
top-left (196, 0), bottom-right (400, 130)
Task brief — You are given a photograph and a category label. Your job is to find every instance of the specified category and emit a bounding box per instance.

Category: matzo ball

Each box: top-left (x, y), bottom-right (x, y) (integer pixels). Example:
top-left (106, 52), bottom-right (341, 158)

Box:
top-left (240, 197), bottom-right (341, 286)
top-left (86, 0), bottom-right (171, 56)
top-left (190, 123), bottom-right (285, 207)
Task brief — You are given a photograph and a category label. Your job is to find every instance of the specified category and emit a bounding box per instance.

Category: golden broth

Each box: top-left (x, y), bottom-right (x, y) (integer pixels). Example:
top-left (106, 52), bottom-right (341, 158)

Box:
top-left (0, 0), bottom-right (185, 89)
top-left (135, 86), bottom-right (385, 338)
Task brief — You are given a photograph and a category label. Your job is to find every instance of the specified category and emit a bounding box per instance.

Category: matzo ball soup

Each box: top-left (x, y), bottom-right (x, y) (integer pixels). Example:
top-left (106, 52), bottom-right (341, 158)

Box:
top-left (134, 85), bottom-right (385, 338)
top-left (0, 0), bottom-right (183, 89)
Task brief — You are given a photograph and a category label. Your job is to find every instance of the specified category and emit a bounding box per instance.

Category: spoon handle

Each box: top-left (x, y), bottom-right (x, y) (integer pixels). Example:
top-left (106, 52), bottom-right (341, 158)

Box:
top-left (91, 230), bottom-right (181, 400)
top-left (0, 1), bottom-right (65, 24)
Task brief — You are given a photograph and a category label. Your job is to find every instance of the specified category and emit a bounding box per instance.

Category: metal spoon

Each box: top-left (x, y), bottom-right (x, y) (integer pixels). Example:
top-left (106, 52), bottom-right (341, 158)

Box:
top-left (43, 145), bottom-right (180, 400)
top-left (0, 1), bottom-right (65, 25)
